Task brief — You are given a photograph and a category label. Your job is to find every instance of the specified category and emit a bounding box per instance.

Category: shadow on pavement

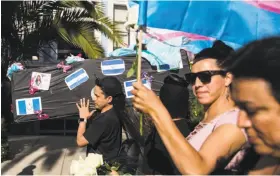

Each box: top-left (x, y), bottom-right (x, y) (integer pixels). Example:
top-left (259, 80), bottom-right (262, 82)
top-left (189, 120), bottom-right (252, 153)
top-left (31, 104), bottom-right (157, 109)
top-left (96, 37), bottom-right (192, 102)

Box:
top-left (17, 165), bottom-right (36, 175)
top-left (1, 136), bottom-right (78, 174)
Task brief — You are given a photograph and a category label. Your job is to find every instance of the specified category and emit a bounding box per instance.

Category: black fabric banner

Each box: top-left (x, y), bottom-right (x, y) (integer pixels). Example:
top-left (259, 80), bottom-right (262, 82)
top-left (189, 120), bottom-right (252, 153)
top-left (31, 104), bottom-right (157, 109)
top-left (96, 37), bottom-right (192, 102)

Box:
top-left (11, 55), bottom-right (190, 123)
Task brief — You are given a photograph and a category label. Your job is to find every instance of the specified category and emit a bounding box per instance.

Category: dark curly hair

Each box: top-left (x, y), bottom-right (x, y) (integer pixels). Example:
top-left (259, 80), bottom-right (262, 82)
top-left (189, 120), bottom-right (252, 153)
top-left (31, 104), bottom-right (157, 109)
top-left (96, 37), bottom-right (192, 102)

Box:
top-left (194, 40), bottom-right (234, 69)
top-left (224, 36), bottom-right (280, 103)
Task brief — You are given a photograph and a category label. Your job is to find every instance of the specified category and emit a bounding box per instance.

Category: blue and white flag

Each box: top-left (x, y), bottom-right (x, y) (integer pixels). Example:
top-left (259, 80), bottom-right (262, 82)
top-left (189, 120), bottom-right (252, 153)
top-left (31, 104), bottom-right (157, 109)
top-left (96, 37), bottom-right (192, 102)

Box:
top-left (101, 59), bottom-right (125, 76)
top-left (65, 68), bottom-right (89, 90)
top-left (124, 79), bottom-right (151, 98)
top-left (137, 1), bottom-right (280, 53)
top-left (16, 97), bottom-right (42, 115)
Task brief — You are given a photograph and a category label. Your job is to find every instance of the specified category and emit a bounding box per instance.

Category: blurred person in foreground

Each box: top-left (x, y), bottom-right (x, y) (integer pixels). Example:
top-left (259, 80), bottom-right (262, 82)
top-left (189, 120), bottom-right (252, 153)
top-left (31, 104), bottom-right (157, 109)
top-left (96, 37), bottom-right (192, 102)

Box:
top-left (225, 36), bottom-right (280, 175)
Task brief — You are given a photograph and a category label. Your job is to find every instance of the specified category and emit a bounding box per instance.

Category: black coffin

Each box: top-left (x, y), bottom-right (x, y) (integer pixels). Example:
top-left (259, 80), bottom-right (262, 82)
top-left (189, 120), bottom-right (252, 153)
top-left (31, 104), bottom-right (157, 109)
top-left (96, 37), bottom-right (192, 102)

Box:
top-left (11, 56), bottom-right (190, 123)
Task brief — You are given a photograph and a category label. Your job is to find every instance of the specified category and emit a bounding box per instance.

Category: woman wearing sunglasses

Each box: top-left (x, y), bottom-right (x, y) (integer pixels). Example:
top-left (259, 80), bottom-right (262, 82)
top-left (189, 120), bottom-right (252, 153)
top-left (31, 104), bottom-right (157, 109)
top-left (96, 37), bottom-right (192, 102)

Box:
top-left (131, 40), bottom-right (249, 174)
top-left (225, 37), bottom-right (280, 175)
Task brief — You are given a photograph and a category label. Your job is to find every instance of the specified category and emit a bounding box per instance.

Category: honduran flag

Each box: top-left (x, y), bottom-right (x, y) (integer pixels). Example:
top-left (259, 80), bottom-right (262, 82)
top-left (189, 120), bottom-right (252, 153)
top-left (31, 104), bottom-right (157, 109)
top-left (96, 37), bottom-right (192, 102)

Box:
top-left (124, 79), bottom-right (151, 98)
top-left (101, 59), bottom-right (125, 76)
top-left (137, 1), bottom-right (280, 53)
top-left (65, 68), bottom-right (89, 90)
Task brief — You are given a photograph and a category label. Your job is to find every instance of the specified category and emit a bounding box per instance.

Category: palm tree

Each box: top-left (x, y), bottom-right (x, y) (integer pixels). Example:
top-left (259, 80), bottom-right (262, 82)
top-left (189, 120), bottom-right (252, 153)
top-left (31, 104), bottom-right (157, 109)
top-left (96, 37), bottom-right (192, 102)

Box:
top-left (1, 1), bottom-right (124, 161)
top-left (1, 0), bottom-right (123, 63)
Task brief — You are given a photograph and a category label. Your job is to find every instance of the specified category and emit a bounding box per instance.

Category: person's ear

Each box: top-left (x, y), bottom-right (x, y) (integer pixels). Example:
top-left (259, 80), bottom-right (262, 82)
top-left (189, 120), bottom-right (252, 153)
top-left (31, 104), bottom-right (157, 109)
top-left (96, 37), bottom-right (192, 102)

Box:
top-left (225, 72), bottom-right (233, 87)
top-left (107, 96), bottom-right (113, 104)
top-left (91, 87), bottom-right (96, 101)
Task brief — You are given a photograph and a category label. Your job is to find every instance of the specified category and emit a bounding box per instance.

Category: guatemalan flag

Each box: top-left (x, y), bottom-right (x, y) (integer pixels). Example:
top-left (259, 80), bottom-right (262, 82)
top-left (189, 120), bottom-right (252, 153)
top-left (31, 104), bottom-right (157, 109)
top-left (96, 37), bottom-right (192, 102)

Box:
top-left (16, 97), bottom-right (42, 116)
top-left (137, 0), bottom-right (280, 53)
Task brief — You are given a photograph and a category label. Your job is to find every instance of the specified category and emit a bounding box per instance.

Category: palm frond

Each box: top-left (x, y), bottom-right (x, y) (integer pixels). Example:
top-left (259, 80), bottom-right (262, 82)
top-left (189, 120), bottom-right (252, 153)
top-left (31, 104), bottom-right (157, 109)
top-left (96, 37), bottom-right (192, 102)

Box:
top-left (2, 0), bottom-right (123, 60)
top-left (80, 2), bottom-right (123, 45)
top-left (57, 0), bottom-right (84, 9)
top-left (55, 7), bottom-right (91, 23)
top-left (93, 16), bottom-right (124, 45)
top-left (56, 21), bottom-right (105, 58)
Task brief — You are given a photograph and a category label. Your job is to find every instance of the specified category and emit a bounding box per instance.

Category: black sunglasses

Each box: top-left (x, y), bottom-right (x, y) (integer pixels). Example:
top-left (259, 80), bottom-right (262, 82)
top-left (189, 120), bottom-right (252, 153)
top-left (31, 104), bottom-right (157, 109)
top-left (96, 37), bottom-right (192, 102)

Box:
top-left (185, 70), bottom-right (226, 84)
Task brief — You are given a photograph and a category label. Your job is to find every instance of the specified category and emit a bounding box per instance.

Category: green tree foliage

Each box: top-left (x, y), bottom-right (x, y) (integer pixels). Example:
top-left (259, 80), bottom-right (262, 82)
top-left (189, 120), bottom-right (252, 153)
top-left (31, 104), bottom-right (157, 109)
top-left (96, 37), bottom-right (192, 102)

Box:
top-left (1, 0), bottom-right (123, 62)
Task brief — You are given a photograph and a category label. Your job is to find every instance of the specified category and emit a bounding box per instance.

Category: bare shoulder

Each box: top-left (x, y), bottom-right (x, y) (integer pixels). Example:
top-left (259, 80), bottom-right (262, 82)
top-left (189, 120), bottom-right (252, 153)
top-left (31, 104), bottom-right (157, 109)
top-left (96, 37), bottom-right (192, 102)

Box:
top-left (200, 124), bottom-right (246, 160)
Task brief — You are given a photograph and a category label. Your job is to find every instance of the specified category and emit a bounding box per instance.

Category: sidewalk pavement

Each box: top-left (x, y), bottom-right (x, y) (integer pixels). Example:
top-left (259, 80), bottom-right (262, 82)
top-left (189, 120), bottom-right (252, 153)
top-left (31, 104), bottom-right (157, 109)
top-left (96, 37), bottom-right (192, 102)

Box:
top-left (1, 135), bottom-right (86, 175)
